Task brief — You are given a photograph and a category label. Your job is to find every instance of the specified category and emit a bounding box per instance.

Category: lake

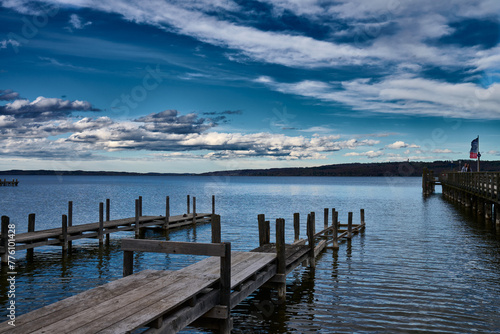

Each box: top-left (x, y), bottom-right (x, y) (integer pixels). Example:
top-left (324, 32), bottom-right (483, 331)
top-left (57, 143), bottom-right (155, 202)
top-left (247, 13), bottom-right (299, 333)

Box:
top-left (1, 175), bottom-right (499, 333)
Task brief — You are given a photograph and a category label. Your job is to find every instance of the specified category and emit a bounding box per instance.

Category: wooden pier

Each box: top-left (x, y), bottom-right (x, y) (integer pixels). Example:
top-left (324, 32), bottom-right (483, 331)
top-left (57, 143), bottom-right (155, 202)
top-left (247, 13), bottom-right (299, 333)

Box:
top-left (0, 208), bottom-right (365, 333)
top-left (0, 195), bottom-right (214, 264)
top-left (423, 169), bottom-right (500, 228)
top-left (0, 179), bottom-right (18, 186)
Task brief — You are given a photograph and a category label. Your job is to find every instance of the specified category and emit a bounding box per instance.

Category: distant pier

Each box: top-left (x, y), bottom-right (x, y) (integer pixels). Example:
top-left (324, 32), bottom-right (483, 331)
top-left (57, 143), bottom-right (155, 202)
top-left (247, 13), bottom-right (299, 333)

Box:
top-left (423, 168), bottom-right (500, 227)
top-left (0, 179), bottom-right (18, 186)
top-left (0, 195), bottom-right (214, 264)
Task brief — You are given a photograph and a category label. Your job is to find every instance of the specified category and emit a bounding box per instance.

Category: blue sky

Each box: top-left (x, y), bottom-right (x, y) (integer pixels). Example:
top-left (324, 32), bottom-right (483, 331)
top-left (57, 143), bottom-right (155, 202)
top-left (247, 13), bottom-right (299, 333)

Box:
top-left (0, 0), bottom-right (499, 173)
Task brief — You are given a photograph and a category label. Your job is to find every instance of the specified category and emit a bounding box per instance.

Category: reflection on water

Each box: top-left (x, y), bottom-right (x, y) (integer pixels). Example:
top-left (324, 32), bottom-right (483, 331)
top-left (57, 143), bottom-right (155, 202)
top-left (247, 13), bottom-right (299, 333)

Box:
top-left (1, 176), bottom-right (499, 333)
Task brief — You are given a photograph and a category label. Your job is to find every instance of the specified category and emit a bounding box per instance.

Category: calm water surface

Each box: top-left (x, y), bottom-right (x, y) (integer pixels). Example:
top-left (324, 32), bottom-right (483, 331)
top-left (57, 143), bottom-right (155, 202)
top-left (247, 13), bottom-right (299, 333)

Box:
top-left (0, 175), bottom-right (499, 333)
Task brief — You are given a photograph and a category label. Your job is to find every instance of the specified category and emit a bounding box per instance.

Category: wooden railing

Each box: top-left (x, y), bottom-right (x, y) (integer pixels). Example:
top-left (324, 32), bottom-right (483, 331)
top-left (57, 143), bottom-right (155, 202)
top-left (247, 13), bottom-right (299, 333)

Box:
top-left (440, 172), bottom-right (500, 202)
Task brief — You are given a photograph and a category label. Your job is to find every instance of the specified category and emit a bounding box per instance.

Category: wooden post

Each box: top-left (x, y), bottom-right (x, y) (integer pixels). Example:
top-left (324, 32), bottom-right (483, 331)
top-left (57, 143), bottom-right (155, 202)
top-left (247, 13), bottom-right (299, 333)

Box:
top-left (212, 195), bottom-right (215, 215)
top-left (495, 204), bottom-right (500, 228)
top-left (306, 214), bottom-right (315, 267)
top-left (310, 211), bottom-right (316, 236)
top-left (485, 202), bottom-right (492, 223)
top-left (27, 213), bottom-right (36, 260)
top-left (347, 212), bottom-right (353, 239)
top-left (219, 242), bottom-right (232, 333)
top-left (106, 199), bottom-right (110, 221)
top-left (99, 202), bottom-right (104, 245)
top-left (62, 214), bottom-right (68, 252)
top-left (360, 209), bottom-right (365, 225)
top-left (67, 201), bottom-right (73, 251)
top-left (276, 218), bottom-right (286, 301)
top-left (187, 195), bottom-right (190, 214)
top-left (477, 199), bottom-right (484, 220)
top-left (123, 250), bottom-right (134, 277)
top-left (293, 213), bottom-right (300, 242)
top-left (324, 208), bottom-right (329, 229)
top-left (192, 196), bottom-right (197, 224)
top-left (332, 210), bottom-right (339, 249)
top-left (1, 216), bottom-right (9, 265)
top-left (135, 199), bottom-right (140, 237)
top-left (105, 199), bottom-right (110, 245)
top-left (212, 214), bottom-right (221, 243)
top-left (139, 196), bottom-right (143, 216)
top-left (258, 214), bottom-right (266, 247)
top-left (165, 196), bottom-right (170, 227)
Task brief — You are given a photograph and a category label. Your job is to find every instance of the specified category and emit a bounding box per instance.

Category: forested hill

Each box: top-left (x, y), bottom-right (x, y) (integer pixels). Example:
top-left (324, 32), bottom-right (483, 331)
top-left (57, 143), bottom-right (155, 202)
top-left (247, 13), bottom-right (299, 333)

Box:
top-left (199, 160), bottom-right (500, 177)
top-left (1, 160), bottom-right (499, 177)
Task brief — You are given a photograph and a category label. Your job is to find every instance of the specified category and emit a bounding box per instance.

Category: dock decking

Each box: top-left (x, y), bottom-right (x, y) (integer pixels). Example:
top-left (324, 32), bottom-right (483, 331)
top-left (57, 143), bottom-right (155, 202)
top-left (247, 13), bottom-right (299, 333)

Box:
top-left (0, 208), bottom-right (366, 333)
top-left (423, 169), bottom-right (500, 227)
top-left (1, 195), bottom-right (215, 263)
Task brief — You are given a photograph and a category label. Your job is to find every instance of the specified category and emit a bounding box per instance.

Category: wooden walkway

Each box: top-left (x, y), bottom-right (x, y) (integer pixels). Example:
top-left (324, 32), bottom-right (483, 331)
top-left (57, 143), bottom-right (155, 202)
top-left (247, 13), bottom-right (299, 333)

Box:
top-left (0, 208), bottom-right (366, 333)
top-left (423, 169), bottom-right (500, 227)
top-left (3, 213), bottom-right (210, 252)
top-left (1, 194), bottom-right (215, 263)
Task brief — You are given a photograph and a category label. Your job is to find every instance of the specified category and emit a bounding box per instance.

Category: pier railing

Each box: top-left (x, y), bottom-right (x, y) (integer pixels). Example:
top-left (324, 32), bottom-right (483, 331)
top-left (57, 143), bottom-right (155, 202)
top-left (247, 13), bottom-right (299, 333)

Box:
top-left (440, 172), bottom-right (500, 202)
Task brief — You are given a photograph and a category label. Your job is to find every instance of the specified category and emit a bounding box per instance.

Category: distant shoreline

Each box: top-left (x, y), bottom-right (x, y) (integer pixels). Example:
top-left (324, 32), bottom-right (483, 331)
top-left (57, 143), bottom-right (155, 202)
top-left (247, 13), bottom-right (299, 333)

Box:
top-left (1, 160), bottom-right (499, 177)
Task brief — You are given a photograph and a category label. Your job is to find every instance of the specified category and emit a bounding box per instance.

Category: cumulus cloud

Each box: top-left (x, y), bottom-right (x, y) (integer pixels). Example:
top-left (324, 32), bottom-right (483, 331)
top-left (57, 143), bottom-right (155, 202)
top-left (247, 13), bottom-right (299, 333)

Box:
top-left (0, 92), bottom-right (379, 161)
top-left (0, 89), bottom-right (20, 101)
top-left (135, 110), bottom-right (213, 134)
top-left (1, 96), bottom-right (99, 118)
top-left (344, 150), bottom-right (384, 158)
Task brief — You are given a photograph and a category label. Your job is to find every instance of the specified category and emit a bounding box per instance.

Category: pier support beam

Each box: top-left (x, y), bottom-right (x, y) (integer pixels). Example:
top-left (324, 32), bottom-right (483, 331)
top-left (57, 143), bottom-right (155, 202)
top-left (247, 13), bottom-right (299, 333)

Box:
top-left (211, 214), bottom-right (221, 243)
top-left (61, 214), bottom-right (68, 252)
top-left (68, 202), bottom-right (73, 251)
top-left (331, 210), bottom-right (339, 249)
top-left (1, 216), bottom-right (9, 265)
top-left (477, 199), bottom-right (485, 220)
top-left (485, 203), bottom-right (492, 223)
top-left (27, 213), bottom-right (36, 261)
top-left (99, 202), bottom-right (104, 245)
top-left (164, 196), bottom-right (170, 228)
top-left (135, 199), bottom-right (140, 237)
top-left (276, 218), bottom-right (286, 302)
top-left (495, 204), bottom-right (500, 228)
top-left (307, 213), bottom-right (315, 268)
top-left (347, 212), bottom-right (353, 239)
top-left (293, 213), bottom-right (300, 242)
top-left (258, 214), bottom-right (270, 247)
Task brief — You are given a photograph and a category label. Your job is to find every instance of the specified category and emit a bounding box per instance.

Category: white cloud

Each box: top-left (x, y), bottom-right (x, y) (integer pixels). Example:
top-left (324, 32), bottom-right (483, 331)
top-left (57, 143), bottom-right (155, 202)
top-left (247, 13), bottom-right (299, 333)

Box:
top-left (5, 0), bottom-right (490, 71)
top-left (0, 39), bottom-right (21, 49)
top-left (386, 141), bottom-right (408, 149)
top-left (67, 14), bottom-right (92, 30)
top-left (344, 150), bottom-right (383, 158)
top-left (432, 149), bottom-right (453, 154)
top-left (257, 75), bottom-right (500, 119)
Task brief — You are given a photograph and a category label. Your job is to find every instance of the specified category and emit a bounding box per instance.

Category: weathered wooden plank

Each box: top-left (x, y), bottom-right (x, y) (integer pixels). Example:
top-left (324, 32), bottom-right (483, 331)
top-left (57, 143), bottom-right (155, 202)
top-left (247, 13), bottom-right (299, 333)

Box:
top-left (180, 252), bottom-right (276, 289)
top-left (121, 239), bottom-right (226, 257)
top-left (142, 289), bottom-right (220, 334)
top-left (28, 271), bottom-right (219, 334)
top-left (0, 270), bottom-right (167, 334)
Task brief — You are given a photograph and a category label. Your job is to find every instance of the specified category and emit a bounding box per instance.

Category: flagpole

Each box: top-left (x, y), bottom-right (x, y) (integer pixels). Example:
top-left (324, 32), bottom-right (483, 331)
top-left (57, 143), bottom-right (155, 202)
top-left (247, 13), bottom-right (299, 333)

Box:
top-left (477, 135), bottom-right (480, 172)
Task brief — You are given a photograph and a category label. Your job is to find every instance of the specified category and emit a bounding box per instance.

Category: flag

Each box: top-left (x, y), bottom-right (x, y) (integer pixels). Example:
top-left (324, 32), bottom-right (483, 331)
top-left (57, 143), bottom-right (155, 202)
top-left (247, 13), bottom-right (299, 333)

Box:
top-left (470, 137), bottom-right (478, 159)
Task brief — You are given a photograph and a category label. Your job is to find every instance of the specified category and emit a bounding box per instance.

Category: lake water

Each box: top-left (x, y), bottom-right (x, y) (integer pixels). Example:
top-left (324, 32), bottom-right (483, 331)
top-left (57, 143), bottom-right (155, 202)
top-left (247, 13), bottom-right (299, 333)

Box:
top-left (1, 175), bottom-right (499, 333)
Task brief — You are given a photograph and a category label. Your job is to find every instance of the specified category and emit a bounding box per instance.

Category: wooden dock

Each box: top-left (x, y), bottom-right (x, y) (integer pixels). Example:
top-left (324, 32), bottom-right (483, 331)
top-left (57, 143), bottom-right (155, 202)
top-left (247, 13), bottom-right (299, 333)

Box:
top-left (423, 169), bottom-right (499, 227)
top-left (0, 179), bottom-right (18, 186)
top-left (0, 208), bottom-right (365, 333)
top-left (0, 195), bottom-right (214, 264)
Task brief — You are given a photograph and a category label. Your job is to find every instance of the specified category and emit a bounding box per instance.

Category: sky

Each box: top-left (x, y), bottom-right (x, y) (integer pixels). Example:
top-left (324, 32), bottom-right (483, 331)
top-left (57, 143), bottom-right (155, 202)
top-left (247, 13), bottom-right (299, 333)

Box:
top-left (0, 0), bottom-right (499, 173)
